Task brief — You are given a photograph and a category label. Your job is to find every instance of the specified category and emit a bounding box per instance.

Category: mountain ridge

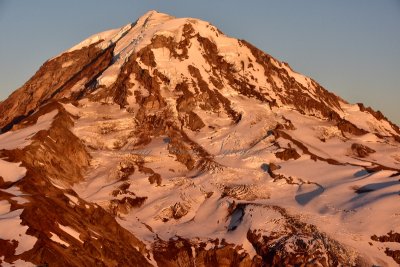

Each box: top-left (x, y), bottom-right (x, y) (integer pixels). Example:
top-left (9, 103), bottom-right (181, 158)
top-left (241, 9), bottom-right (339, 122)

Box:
top-left (1, 10), bottom-right (400, 266)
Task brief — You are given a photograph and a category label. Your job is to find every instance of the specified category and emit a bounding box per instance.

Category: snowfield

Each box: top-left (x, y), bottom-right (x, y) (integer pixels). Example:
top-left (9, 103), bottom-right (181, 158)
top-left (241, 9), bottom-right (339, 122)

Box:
top-left (1, 10), bottom-right (399, 266)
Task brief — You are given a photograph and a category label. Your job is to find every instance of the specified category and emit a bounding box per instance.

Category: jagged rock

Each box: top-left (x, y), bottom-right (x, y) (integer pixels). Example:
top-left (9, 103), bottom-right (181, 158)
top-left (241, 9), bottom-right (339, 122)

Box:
top-left (0, 10), bottom-right (399, 267)
top-left (351, 143), bottom-right (376, 158)
top-left (0, 42), bottom-right (114, 132)
top-left (371, 232), bottom-right (400, 264)
top-left (152, 237), bottom-right (260, 267)
top-left (185, 111), bottom-right (205, 131)
top-left (275, 148), bottom-right (301, 161)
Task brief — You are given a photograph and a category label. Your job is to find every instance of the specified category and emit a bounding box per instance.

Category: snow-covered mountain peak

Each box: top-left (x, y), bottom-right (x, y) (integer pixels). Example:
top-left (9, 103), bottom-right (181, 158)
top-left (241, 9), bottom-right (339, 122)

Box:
top-left (1, 11), bottom-right (400, 266)
top-left (65, 10), bottom-right (173, 55)
top-left (139, 9), bottom-right (175, 22)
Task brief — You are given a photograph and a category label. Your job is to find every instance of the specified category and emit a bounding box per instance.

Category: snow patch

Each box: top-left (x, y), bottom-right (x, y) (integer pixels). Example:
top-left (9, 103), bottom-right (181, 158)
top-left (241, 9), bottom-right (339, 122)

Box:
top-left (0, 110), bottom-right (58, 150)
top-left (0, 209), bottom-right (37, 255)
top-left (62, 103), bottom-right (81, 117)
top-left (0, 200), bottom-right (11, 214)
top-left (0, 257), bottom-right (35, 267)
top-left (61, 60), bottom-right (74, 68)
top-left (50, 232), bottom-right (70, 247)
top-left (65, 193), bottom-right (79, 205)
top-left (58, 223), bottom-right (83, 243)
top-left (0, 159), bottom-right (26, 183)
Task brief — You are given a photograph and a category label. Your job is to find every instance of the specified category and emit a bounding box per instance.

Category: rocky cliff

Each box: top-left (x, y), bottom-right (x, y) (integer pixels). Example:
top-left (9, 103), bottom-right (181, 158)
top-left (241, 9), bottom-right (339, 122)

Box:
top-left (1, 10), bottom-right (400, 266)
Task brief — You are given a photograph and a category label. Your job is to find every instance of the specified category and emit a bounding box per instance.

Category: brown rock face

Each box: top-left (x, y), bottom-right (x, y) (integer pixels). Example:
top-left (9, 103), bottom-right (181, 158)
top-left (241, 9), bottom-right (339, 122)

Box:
top-left (336, 118), bottom-right (368, 136)
top-left (245, 205), bottom-right (362, 266)
top-left (1, 11), bottom-right (398, 266)
top-left (152, 237), bottom-right (260, 267)
top-left (351, 143), bottom-right (376, 158)
top-left (0, 104), bottom-right (151, 266)
top-left (275, 147), bottom-right (301, 161)
top-left (371, 232), bottom-right (400, 264)
top-left (0, 42), bottom-right (115, 132)
top-left (358, 103), bottom-right (400, 135)
top-left (240, 40), bottom-right (343, 115)
top-left (0, 240), bottom-right (18, 263)
top-left (185, 111), bottom-right (206, 131)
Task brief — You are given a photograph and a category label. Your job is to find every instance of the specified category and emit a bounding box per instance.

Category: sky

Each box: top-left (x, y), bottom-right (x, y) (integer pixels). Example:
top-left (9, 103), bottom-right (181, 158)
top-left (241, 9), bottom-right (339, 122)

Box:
top-left (0, 0), bottom-right (399, 124)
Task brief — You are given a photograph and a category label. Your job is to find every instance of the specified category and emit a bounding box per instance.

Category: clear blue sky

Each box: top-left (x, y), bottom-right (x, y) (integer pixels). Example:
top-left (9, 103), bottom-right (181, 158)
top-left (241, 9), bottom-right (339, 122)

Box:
top-left (0, 0), bottom-right (399, 124)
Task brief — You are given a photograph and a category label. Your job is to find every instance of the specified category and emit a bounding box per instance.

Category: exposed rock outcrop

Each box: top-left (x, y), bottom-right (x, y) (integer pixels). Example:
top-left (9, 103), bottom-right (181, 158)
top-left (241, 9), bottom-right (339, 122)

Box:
top-left (0, 105), bottom-right (151, 266)
top-left (351, 143), bottom-right (376, 158)
top-left (0, 10), bottom-right (399, 267)
top-left (0, 42), bottom-right (115, 132)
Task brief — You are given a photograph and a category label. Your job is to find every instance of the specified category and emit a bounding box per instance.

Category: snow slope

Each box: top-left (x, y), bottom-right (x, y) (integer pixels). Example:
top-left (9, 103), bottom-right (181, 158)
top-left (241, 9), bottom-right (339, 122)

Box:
top-left (1, 10), bottom-right (400, 266)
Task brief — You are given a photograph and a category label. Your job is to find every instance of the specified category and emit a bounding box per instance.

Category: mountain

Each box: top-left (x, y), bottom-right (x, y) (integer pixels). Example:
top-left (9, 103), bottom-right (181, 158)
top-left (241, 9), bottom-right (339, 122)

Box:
top-left (1, 10), bottom-right (400, 266)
